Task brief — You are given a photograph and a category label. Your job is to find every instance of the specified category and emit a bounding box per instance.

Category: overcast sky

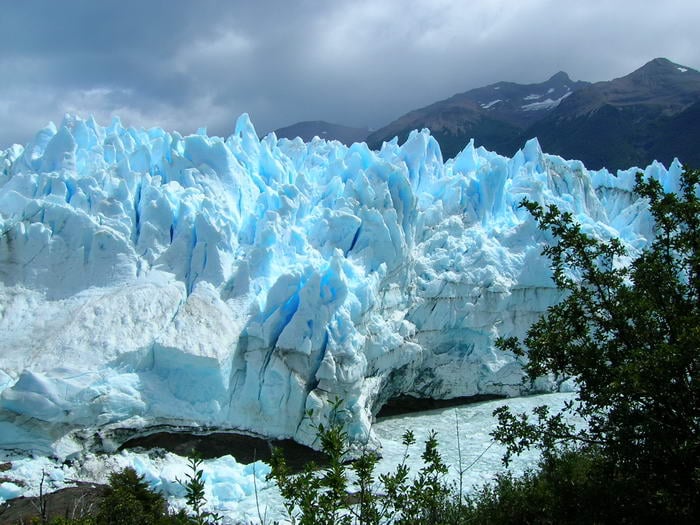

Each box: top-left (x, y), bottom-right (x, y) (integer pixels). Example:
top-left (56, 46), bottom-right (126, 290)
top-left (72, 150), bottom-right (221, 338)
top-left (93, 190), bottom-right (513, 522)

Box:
top-left (1, 0), bottom-right (699, 148)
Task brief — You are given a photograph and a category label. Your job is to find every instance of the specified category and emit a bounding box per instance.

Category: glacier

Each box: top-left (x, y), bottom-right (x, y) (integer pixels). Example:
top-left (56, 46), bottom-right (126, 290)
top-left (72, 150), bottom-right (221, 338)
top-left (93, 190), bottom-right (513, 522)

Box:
top-left (0, 113), bottom-right (682, 455)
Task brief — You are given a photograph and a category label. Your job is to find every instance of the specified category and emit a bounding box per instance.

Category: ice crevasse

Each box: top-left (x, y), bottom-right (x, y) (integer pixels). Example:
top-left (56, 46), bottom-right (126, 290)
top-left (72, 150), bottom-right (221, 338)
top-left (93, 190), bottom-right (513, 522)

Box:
top-left (0, 113), bottom-right (682, 453)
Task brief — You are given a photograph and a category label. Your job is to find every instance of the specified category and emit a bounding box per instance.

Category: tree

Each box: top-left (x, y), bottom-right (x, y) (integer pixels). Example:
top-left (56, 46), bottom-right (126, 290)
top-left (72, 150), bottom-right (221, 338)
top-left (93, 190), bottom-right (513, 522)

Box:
top-left (96, 468), bottom-right (171, 525)
top-left (493, 167), bottom-right (700, 520)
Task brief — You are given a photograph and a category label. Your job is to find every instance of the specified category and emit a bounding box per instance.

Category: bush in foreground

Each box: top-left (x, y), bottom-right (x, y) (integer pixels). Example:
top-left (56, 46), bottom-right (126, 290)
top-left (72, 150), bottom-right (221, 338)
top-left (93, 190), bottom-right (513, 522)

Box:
top-left (494, 167), bottom-right (700, 522)
top-left (267, 400), bottom-right (455, 525)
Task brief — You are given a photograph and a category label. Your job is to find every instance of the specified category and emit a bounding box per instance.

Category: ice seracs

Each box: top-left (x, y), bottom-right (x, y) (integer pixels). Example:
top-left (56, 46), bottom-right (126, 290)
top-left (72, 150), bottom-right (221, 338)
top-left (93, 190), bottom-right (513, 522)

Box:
top-left (0, 114), bottom-right (683, 454)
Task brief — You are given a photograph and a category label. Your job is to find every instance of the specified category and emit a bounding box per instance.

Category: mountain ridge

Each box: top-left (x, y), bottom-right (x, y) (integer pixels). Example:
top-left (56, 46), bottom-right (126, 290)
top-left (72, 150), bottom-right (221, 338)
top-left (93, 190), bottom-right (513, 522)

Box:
top-left (279, 58), bottom-right (699, 170)
top-left (529, 58), bottom-right (700, 169)
top-left (365, 69), bottom-right (589, 163)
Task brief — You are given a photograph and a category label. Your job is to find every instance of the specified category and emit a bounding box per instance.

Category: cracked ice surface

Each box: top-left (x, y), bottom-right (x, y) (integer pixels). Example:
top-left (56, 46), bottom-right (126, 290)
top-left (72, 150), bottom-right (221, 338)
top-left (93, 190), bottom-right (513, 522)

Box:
top-left (0, 114), bottom-right (681, 452)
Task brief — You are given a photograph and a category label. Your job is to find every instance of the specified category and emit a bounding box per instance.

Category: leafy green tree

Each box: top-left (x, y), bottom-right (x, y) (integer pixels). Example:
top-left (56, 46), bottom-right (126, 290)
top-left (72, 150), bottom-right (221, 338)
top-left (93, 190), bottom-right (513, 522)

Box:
top-left (494, 167), bottom-right (700, 520)
top-left (95, 468), bottom-right (171, 525)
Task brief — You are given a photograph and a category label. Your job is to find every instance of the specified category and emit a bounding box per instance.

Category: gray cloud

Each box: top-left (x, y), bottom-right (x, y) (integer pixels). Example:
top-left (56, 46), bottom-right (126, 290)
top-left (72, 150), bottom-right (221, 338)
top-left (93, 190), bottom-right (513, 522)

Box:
top-left (1, 0), bottom-right (699, 148)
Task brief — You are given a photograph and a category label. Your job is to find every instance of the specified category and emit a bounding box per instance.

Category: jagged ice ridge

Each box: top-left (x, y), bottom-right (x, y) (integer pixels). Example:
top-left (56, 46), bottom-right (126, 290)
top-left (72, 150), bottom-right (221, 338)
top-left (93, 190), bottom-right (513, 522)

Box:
top-left (0, 114), bottom-right (683, 454)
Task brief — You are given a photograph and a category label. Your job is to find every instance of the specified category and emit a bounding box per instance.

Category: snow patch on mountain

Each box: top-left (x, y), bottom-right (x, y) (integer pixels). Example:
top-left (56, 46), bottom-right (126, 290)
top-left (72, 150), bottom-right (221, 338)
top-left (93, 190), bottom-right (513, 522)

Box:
top-left (481, 99), bottom-right (502, 109)
top-left (0, 114), bottom-right (682, 453)
top-left (521, 91), bottom-right (572, 111)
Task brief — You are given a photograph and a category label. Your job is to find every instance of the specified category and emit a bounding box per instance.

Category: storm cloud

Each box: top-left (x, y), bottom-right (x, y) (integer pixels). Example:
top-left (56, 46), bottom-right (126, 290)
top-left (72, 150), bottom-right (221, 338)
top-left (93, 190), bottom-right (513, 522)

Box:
top-left (1, 0), bottom-right (699, 147)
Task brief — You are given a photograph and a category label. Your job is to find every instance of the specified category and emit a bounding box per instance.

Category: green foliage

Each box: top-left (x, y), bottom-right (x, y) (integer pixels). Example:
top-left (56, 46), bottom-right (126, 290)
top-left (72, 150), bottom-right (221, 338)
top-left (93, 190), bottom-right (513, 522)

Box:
top-left (460, 447), bottom-right (609, 525)
top-left (48, 518), bottom-right (97, 525)
top-left (89, 454), bottom-right (221, 525)
top-left (178, 453), bottom-right (222, 525)
top-left (268, 399), bottom-right (457, 525)
top-left (95, 468), bottom-right (174, 525)
top-left (392, 430), bottom-right (451, 523)
top-left (494, 167), bottom-right (700, 520)
top-left (268, 399), bottom-right (353, 525)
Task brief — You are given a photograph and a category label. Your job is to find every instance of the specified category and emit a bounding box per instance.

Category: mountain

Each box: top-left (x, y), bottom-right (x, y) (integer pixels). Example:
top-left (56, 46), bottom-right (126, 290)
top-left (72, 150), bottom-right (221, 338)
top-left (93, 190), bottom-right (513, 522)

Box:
top-left (527, 58), bottom-right (700, 169)
top-left (273, 120), bottom-right (369, 145)
top-left (368, 58), bottom-right (700, 170)
top-left (367, 72), bottom-right (589, 159)
top-left (0, 114), bottom-right (677, 459)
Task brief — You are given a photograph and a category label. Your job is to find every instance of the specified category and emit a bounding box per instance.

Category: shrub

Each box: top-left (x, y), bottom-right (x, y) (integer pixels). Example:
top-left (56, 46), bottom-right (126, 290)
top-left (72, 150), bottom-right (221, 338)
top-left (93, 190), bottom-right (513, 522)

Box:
top-left (95, 468), bottom-right (173, 525)
top-left (177, 454), bottom-right (222, 525)
top-left (267, 400), bottom-right (458, 525)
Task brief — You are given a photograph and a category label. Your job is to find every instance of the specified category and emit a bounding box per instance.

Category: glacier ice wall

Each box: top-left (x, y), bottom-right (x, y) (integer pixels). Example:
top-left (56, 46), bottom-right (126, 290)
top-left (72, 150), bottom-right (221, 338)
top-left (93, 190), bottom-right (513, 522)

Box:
top-left (0, 114), bottom-right (681, 451)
